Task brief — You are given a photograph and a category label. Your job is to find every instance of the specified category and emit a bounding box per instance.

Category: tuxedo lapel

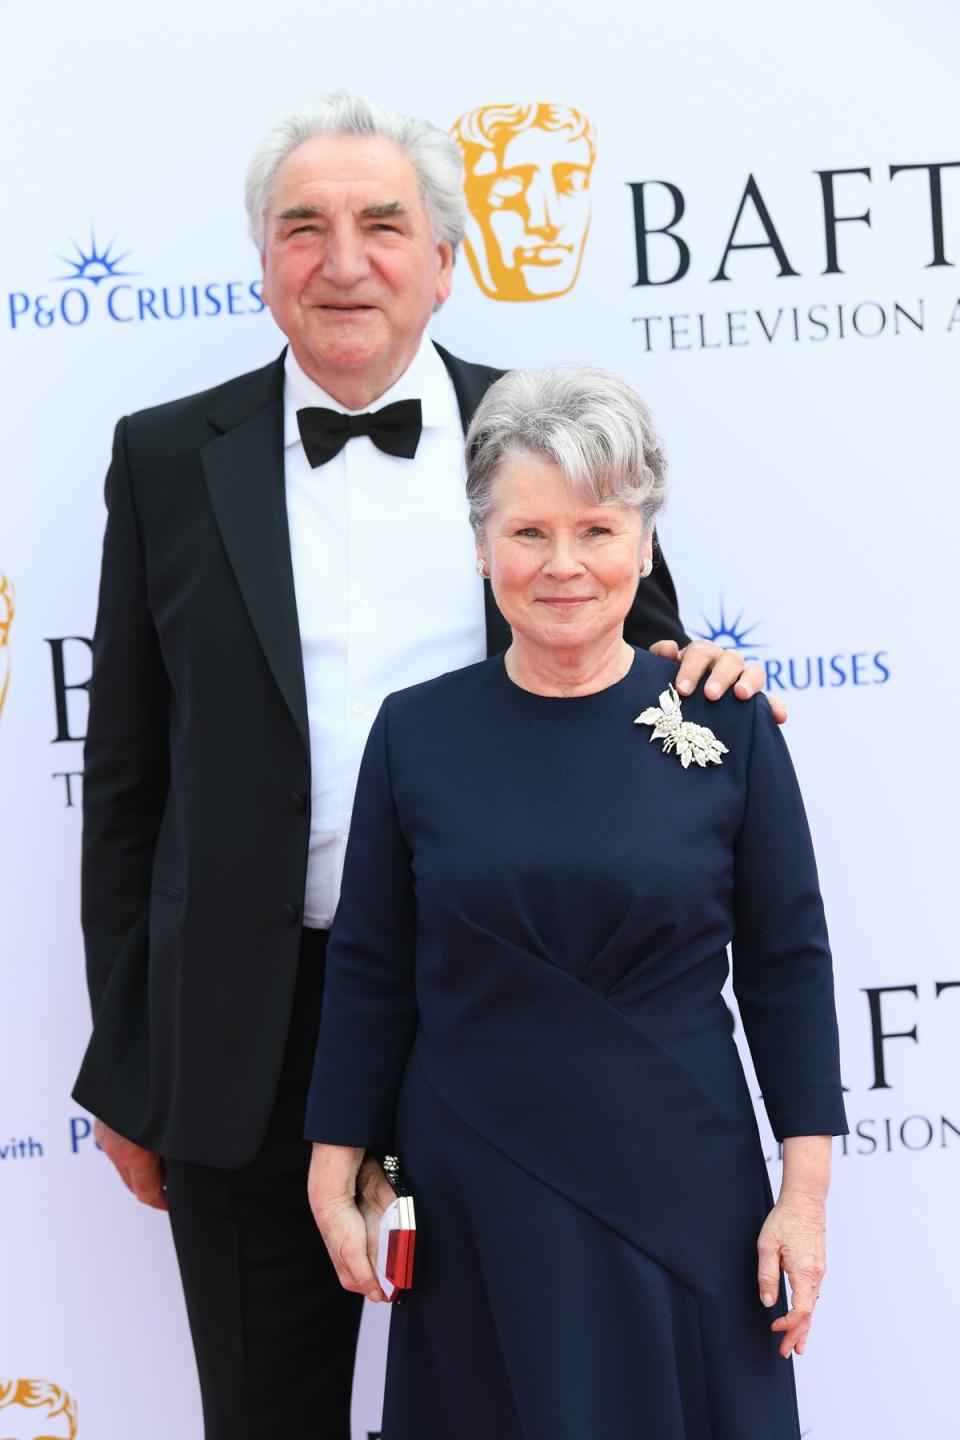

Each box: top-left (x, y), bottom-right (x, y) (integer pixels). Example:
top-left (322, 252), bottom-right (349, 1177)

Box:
top-left (201, 356), bottom-right (310, 753)
top-left (434, 341), bottom-right (504, 431)
top-left (434, 343), bottom-right (512, 656)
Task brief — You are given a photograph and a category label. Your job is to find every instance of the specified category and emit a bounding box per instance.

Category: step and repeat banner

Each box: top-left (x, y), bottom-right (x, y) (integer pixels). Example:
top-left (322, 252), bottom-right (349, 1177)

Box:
top-left (1, 1), bottom-right (956, 1436)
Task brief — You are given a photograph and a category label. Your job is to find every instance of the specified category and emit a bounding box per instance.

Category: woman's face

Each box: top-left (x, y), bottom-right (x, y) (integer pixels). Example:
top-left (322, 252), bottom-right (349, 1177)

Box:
top-left (479, 452), bottom-right (650, 656)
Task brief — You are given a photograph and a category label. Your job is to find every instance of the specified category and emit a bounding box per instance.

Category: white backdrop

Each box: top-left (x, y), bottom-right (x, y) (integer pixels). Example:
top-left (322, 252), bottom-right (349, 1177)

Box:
top-left (1, 1), bottom-right (958, 1436)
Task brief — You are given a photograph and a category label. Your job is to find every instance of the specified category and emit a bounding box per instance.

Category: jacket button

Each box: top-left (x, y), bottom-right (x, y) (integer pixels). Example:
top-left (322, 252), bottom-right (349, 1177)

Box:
top-left (290, 792), bottom-right (307, 812)
top-left (282, 902), bottom-right (300, 924)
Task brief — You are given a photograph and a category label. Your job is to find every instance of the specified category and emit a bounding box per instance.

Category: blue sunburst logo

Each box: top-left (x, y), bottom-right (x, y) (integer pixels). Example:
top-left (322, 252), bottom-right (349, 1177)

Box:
top-left (53, 227), bottom-right (138, 285)
top-left (692, 599), bottom-right (767, 651)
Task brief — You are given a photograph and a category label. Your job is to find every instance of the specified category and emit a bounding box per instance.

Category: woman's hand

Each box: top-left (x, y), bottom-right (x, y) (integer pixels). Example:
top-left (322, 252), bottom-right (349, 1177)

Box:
top-left (757, 1134), bottom-right (832, 1358)
top-left (757, 1193), bottom-right (826, 1357)
top-left (308, 1144), bottom-right (396, 1302)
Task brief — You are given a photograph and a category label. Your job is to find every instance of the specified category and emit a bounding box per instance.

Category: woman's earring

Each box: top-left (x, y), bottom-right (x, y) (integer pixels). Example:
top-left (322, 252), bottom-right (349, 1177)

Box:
top-left (641, 557), bottom-right (653, 579)
top-left (476, 556), bottom-right (488, 579)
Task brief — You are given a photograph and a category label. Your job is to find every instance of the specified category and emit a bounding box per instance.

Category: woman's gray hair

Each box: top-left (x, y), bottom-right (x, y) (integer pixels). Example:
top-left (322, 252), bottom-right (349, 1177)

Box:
top-left (245, 92), bottom-right (466, 253)
top-left (465, 368), bottom-right (669, 536)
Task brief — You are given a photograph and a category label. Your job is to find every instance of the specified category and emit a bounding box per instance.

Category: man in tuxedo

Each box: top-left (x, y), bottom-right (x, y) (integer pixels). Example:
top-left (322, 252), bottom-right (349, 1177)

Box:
top-left (74, 93), bottom-right (771, 1439)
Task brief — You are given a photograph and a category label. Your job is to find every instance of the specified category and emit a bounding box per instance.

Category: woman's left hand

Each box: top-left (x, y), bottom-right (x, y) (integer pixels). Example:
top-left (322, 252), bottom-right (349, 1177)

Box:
top-left (308, 1144), bottom-right (397, 1301)
top-left (756, 1193), bottom-right (827, 1358)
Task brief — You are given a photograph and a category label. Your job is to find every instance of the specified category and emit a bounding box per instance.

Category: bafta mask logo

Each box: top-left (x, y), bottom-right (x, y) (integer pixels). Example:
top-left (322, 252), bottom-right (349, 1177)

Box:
top-left (0, 575), bottom-right (14, 720)
top-left (0, 1380), bottom-right (78, 1440)
top-left (451, 104), bottom-right (597, 302)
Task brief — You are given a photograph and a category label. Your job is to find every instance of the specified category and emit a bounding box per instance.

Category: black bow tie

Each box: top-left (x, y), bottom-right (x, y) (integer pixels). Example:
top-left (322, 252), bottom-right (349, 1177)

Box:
top-left (296, 398), bottom-right (423, 467)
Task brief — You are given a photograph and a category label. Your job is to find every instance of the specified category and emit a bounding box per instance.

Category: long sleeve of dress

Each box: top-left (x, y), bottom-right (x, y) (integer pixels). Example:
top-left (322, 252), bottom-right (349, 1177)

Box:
top-left (732, 695), bottom-right (848, 1142)
top-left (304, 699), bottom-right (418, 1149)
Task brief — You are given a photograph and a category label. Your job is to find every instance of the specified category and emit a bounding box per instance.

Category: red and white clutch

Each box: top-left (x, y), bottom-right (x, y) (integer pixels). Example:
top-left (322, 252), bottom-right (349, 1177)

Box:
top-left (376, 1156), bottom-right (416, 1303)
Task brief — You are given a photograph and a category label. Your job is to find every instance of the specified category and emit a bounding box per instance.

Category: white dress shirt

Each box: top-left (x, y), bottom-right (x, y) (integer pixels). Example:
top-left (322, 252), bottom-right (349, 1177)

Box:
top-left (283, 339), bottom-right (488, 929)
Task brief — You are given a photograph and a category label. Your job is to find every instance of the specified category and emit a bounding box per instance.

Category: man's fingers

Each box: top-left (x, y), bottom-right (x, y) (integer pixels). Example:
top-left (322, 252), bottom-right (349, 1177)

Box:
top-left (133, 1187), bottom-right (168, 1211)
top-left (733, 661), bottom-right (766, 699)
top-left (107, 1153), bottom-right (142, 1199)
top-left (130, 1155), bottom-right (169, 1211)
top-left (113, 1160), bottom-right (136, 1195)
top-left (650, 639), bottom-right (769, 709)
top-left (734, 662), bottom-right (788, 723)
top-left (674, 640), bottom-right (722, 696)
top-left (702, 647), bottom-right (748, 699)
top-left (94, 1119), bottom-right (167, 1207)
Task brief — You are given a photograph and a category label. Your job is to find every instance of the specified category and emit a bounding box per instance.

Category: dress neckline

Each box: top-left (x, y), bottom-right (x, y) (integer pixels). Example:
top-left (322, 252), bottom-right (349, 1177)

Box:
top-left (499, 647), bottom-right (640, 701)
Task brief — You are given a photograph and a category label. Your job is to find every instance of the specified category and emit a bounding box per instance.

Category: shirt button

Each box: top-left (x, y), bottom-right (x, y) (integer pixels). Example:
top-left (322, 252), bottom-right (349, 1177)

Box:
top-left (290, 791), bottom-right (307, 812)
top-left (282, 902), bottom-right (300, 925)
top-left (353, 703), bottom-right (365, 715)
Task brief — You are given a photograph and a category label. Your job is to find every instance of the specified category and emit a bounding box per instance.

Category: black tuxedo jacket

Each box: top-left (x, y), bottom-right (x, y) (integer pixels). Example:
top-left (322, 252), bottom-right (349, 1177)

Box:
top-left (73, 344), bottom-right (687, 1167)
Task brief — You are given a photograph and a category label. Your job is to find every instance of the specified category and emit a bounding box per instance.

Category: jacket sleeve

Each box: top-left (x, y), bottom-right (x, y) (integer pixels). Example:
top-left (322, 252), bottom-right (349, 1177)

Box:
top-left (304, 698), bottom-right (418, 1149)
top-left (81, 418), bottom-right (170, 1016)
top-left (732, 696), bottom-right (848, 1142)
top-left (622, 531), bottom-right (688, 649)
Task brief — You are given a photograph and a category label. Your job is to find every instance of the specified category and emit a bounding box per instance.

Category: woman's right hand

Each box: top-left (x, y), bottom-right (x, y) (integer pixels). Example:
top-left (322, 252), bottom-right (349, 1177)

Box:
top-left (307, 1143), bottom-right (395, 1301)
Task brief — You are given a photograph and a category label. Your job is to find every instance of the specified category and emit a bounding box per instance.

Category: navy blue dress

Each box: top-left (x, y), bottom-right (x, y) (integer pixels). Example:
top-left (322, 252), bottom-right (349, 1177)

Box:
top-left (305, 649), bottom-right (847, 1440)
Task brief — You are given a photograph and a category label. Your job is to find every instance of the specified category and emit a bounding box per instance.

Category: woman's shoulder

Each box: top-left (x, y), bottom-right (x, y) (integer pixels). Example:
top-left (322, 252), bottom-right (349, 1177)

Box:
top-left (382, 656), bottom-right (503, 727)
top-left (628, 647), bottom-right (773, 747)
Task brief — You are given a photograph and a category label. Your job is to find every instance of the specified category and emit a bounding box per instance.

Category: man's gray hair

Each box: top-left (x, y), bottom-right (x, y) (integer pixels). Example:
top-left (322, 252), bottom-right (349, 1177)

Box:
top-left (245, 92), bottom-right (466, 253)
top-left (465, 368), bottom-right (669, 536)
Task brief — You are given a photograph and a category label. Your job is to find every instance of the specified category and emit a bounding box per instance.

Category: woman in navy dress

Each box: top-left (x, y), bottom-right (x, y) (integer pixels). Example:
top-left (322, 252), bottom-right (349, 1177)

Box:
top-left (305, 367), bottom-right (847, 1439)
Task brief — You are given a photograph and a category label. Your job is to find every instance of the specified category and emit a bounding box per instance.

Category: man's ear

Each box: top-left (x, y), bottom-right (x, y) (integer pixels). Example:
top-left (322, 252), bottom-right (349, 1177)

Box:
top-left (435, 242), bottom-right (455, 306)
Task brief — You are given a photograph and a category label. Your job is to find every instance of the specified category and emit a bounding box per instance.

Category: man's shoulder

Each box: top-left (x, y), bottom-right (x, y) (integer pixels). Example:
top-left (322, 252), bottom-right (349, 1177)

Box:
top-left (433, 343), bottom-right (506, 386)
top-left (432, 342), bottom-right (507, 421)
top-left (122, 352), bottom-right (285, 441)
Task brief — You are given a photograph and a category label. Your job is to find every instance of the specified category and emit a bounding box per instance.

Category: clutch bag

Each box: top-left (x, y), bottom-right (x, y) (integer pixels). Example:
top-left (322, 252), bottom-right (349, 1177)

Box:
top-left (376, 1155), bottom-right (416, 1303)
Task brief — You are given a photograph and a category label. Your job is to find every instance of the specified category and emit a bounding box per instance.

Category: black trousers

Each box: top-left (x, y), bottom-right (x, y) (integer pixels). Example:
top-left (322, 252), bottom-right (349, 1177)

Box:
top-left (165, 928), bottom-right (363, 1440)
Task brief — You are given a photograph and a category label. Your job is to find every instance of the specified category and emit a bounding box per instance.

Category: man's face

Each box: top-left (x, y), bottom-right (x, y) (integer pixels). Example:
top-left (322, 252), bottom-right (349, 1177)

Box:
top-left (464, 128), bottom-right (593, 301)
top-left (260, 135), bottom-right (454, 404)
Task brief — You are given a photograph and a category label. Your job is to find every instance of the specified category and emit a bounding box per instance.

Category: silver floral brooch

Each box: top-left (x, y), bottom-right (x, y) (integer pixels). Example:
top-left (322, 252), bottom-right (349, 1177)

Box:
top-left (635, 684), bottom-right (729, 769)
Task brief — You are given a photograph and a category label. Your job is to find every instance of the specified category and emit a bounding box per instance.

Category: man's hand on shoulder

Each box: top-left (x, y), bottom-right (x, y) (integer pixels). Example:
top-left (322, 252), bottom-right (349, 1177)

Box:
top-left (649, 639), bottom-right (788, 725)
top-left (94, 1118), bottom-right (168, 1211)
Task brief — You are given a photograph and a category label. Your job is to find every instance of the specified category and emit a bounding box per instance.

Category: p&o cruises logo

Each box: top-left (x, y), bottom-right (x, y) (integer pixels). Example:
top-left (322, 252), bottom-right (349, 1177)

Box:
top-left (694, 599), bottom-right (890, 692)
top-left (7, 226), bottom-right (265, 332)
